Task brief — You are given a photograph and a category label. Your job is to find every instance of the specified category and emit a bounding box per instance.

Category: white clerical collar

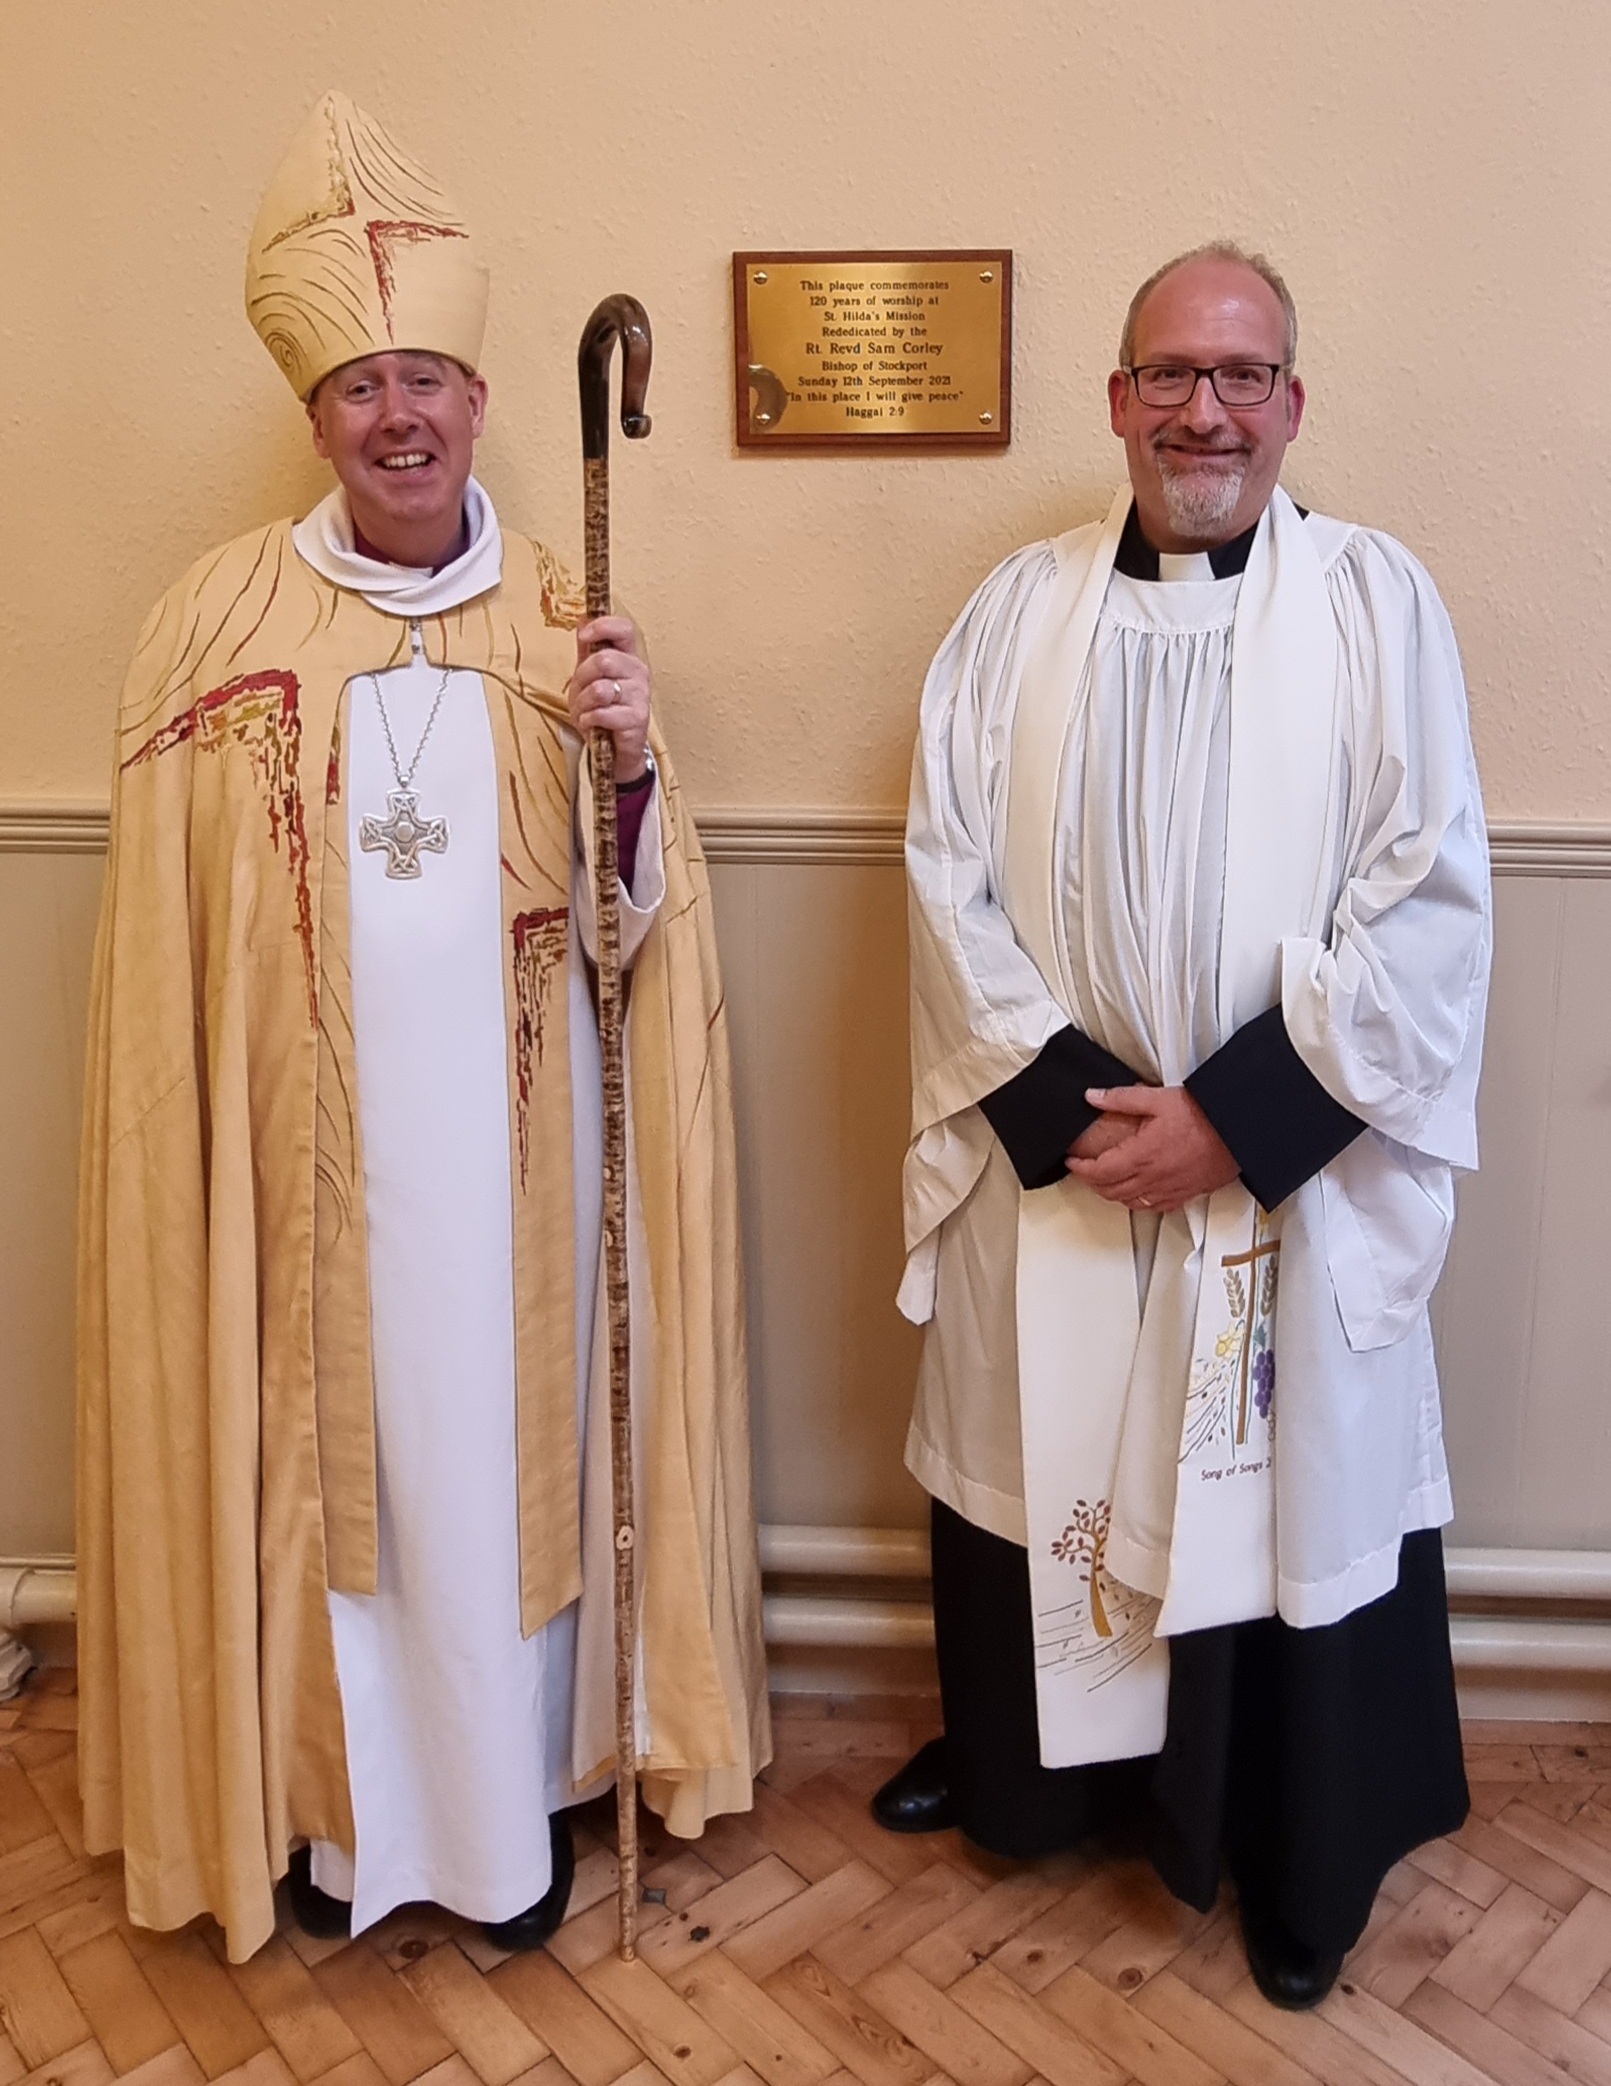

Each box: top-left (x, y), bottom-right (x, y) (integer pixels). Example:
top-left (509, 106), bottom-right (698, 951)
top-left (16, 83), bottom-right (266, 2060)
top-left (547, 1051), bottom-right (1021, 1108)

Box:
top-left (291, 474), bottom-right (504, 615)
top-left (1156, 549), bottom-right (1218, 582)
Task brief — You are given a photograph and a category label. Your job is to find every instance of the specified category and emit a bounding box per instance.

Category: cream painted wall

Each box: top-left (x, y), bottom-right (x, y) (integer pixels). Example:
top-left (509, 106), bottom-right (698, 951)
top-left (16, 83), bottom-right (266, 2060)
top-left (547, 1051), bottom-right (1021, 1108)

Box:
top-left (3, 0), bottom-right (1607, 815)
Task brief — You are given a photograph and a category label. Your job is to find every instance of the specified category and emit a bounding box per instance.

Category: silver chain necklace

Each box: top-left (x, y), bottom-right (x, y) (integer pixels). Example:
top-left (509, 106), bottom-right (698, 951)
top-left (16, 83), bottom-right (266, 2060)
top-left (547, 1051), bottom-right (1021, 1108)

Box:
top-left (358, 621), bottom-right (452, 879)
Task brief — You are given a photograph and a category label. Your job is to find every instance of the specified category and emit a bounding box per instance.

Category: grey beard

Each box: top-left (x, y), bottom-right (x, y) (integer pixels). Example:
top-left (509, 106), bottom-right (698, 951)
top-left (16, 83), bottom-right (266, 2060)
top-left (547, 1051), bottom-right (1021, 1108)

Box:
top-left (1156, 456), bottom-right (1246, 537)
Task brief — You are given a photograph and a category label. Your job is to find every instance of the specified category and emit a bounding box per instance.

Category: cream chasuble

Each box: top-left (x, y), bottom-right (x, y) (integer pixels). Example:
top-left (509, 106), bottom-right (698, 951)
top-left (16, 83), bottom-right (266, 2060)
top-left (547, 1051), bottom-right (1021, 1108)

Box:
top-left (902, 487), bottom-right (1490, 1769)
top-left (79, 495), bottom-right (768, 1962)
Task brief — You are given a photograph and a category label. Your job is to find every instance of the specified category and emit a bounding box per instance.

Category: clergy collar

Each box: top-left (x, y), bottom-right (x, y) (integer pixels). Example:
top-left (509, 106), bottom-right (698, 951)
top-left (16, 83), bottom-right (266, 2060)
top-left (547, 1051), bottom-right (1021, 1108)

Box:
top-left (290, 474), bottom-right (504, 616)
top-left (1114, 499), bottom-right (1308, 582)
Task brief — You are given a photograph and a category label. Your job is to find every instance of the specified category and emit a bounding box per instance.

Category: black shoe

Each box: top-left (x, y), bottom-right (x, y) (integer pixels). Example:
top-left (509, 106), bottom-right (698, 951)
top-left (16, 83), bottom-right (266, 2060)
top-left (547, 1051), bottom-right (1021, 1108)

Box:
top-left (871, 1737), bottom-right (956, 1835)
top-left (481, 1812), bottom-right (576, 1952)
top-left (286, 1845), bottom-right (352, 1941)
top-left (1239, 1894), bottom-right (1345, 2011)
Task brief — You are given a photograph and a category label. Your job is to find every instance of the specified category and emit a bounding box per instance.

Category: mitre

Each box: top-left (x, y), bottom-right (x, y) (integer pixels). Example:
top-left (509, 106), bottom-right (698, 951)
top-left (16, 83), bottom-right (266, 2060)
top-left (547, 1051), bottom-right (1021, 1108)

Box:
top-left (245, 91), bottom-right (489, 399)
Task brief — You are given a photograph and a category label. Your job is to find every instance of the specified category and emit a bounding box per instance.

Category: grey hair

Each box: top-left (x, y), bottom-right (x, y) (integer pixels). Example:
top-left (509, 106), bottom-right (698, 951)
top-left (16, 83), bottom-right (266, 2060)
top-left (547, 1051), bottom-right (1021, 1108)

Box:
top-left (1118, 242), bottom-right (1298, 369)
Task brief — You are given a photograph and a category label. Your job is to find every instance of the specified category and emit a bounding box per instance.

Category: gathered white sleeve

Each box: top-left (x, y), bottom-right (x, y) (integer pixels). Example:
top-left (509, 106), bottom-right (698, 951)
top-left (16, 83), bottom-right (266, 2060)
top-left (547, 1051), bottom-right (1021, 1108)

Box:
top-left (1280, 530), bottom-right (1491, 1171)
top-left (906, 542), bottom-right (1075, 1135)
top-left (901, 543), bottom-right (1077, 1312)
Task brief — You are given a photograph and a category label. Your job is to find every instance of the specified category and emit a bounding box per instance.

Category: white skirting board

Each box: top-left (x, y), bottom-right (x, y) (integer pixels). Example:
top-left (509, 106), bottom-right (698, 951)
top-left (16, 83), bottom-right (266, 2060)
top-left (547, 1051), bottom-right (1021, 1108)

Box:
top-left (14, 1534), bottom-right (1611, 1719)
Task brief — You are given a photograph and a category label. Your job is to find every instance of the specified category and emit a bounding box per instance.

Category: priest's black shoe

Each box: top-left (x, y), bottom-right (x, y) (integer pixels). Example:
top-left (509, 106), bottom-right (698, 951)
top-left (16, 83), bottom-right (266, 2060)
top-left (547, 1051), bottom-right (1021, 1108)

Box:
top-left (1239, 1894), bottom-right (1345, 2011)
top-left (481, 1812), bottom-right (576, 1951)
top-left (871, 1737), bottom-right (956, 1834)
top-left (286, 1845), bottom-right (352, 1940)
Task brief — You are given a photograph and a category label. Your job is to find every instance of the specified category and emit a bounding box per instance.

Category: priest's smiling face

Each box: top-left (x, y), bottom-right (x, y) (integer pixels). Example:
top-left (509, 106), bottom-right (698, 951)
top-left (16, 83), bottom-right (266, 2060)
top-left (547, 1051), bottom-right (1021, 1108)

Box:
top-left (306, 350), bottom-right (488, 569)
top-left (1108, 256), bottom-right (1305, 555)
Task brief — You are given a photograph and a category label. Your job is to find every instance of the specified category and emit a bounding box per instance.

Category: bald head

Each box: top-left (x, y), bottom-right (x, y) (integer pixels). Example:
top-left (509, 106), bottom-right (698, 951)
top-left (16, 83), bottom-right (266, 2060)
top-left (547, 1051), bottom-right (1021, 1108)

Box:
top-left (1119, 243), bottom-right (1297, 369)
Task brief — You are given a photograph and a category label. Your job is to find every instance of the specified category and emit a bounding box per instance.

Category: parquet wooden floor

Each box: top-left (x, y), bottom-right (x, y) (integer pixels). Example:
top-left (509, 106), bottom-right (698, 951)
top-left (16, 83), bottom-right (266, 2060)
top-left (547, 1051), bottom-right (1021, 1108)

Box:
top-left (7, 1679), bottom-right (1611, 2086)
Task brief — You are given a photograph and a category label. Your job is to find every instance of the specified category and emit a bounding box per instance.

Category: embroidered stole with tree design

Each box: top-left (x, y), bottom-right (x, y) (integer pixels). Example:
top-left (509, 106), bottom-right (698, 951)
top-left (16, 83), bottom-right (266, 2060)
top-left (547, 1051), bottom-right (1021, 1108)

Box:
top-left (1003, 486), bottom-right (1341, 1768)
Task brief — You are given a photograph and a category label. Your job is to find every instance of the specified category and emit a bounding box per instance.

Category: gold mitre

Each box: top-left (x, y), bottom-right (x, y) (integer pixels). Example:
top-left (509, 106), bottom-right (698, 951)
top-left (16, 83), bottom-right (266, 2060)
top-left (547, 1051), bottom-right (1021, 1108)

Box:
top-left (245, 91), bottom-right (489, 399)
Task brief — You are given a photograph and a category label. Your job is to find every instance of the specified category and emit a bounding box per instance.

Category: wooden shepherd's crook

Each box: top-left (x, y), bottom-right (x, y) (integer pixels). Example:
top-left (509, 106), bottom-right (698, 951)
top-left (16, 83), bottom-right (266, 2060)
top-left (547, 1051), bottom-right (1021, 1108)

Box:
top-left (578, 292), bottom-right (652, 1963)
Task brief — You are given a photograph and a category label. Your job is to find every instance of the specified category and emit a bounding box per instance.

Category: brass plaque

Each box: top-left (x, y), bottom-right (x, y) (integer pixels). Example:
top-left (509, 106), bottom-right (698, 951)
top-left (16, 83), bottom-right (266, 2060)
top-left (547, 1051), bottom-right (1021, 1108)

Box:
top-left (733, 249), bottom-right (1011, 450)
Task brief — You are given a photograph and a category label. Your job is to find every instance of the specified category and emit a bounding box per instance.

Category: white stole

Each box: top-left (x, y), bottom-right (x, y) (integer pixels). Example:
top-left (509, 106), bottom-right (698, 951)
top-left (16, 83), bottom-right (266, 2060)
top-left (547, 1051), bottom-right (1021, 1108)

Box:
top-left (1004, 486), bottom-right (1342, 1767)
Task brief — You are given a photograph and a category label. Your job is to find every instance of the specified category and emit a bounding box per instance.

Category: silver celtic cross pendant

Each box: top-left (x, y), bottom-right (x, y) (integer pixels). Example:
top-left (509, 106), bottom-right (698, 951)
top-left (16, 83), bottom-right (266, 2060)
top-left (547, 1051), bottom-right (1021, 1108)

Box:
top-left (359, 789), bottom-right (450, 879)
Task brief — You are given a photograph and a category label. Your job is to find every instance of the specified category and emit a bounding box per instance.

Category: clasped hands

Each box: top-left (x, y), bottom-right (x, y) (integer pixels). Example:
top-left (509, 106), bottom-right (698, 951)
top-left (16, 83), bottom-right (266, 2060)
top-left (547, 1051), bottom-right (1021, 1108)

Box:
top-left (567, 616), bottom-right (651, 784)
top-left (1065, 1085), bottom-right (1240, 1213)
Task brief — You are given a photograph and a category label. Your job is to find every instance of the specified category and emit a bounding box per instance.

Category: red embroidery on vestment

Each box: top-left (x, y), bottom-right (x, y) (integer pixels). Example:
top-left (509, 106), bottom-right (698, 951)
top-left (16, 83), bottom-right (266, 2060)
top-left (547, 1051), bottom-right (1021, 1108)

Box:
top-left (123, 670), bottom-right (318, 1026)
top-left (511, 906), bottom-right (571, 1190)
top-left (365, 219), bottom-right (469, 331)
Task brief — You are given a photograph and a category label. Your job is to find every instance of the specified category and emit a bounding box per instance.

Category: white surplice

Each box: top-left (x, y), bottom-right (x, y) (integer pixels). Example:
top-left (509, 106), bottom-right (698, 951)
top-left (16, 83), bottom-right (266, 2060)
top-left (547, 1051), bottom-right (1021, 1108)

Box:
top-left (901, 489), bottom-right (1491, 1764)
top-left (293, 490), bottom-right (664, 1933)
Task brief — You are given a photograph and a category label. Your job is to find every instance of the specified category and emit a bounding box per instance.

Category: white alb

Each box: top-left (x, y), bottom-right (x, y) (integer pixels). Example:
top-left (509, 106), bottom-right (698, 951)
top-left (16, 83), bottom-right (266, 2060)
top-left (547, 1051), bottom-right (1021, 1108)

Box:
top-left (292, 490), bottom-right (665, 1932)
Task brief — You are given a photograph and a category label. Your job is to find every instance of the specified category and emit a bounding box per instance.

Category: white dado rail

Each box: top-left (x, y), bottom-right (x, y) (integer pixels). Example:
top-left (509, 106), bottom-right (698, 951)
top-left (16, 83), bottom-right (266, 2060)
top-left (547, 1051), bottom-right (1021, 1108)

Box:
top-left (0, 803), bottom-right (912, 863)
top-left (5, 802), bottom-right (1611, 875)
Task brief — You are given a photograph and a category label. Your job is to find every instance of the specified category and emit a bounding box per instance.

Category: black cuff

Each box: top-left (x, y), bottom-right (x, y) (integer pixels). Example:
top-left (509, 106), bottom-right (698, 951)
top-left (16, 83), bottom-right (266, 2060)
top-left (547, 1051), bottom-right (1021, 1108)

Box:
top-left (1185, 1005), bottom-right (1366, 1212)
top-left (979, 1026), bottom-right (1142, 1191)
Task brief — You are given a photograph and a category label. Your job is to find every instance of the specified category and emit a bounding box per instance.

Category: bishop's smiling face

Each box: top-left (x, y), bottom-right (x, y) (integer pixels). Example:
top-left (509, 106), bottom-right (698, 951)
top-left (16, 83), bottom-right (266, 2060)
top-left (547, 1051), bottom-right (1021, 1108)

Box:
top-left (306, 350), bottom-right (487, 567)
top-left (1108, 256), bottom-right (1305, 554)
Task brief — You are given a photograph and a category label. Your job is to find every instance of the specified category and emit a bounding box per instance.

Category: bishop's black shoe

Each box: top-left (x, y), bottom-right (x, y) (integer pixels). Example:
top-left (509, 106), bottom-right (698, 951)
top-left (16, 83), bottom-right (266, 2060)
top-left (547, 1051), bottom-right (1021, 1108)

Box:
top-left (1238, 1891), bottom-right (1346, 2011)
top-left (481, 1811), bottom-right (576, 1952)
top-left (871, 1737), bottom-right (956, 1834)
top-left (286, 1845), bottom-right (353, 1941)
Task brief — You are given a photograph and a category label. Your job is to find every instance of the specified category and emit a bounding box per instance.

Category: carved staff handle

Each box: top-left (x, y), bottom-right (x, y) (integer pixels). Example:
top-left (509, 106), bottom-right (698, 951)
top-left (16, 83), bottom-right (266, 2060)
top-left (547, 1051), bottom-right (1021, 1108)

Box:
top-left (577, 292), bottom-right (652, 1963)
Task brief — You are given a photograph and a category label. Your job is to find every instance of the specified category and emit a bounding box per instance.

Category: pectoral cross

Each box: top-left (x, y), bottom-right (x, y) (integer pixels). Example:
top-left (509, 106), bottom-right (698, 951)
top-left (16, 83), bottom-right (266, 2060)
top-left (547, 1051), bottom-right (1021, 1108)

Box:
top-left (359, 790), bottom-right (449, 880)
top-left (1221, 1228), bottom-right (1280, 1446)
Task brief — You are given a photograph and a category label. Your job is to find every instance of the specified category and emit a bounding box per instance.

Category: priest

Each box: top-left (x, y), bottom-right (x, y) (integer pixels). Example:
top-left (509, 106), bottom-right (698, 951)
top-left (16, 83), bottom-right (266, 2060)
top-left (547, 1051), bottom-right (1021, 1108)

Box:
top-left (78, 91), bottom-right (768, 1964)
top-left (881, 243), bottom-right (1490, 2010)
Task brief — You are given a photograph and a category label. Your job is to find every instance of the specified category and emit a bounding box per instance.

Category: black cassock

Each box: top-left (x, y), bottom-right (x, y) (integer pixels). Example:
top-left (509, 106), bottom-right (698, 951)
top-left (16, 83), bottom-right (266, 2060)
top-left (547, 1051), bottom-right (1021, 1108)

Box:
top-left (931, 1503), bottom-right (1466, 1954)
top-left (929, 505), bottom-right (1469, 1957)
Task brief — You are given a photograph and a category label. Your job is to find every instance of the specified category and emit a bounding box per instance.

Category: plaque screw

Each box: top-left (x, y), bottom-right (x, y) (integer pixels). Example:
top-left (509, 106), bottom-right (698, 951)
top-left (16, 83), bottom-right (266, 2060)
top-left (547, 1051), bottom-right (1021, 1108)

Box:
top-left (979, 412), bottom-right (994, 424)
top-left (753, 271), bottom-right (769, 284)
top-left (979, 270), bottom-right (994, 283)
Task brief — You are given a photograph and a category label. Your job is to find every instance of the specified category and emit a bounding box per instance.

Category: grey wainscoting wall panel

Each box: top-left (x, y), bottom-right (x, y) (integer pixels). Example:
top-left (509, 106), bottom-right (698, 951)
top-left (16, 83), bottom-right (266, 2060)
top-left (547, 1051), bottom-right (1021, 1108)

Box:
top-left (4, 808), bottom-right (1611, 1581)
top-left (707, 855), bottom-right (927, 1532)
top-left (0, 848), bottom-right (105, 1556)
top-left (1434, 874), bottom-right (1611, 1548)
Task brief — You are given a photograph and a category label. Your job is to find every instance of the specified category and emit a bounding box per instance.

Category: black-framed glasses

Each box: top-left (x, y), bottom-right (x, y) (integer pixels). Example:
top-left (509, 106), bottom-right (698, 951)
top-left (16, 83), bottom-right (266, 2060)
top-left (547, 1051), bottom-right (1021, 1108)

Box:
top-left (1126, 362), bottom-right (1286, 408)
